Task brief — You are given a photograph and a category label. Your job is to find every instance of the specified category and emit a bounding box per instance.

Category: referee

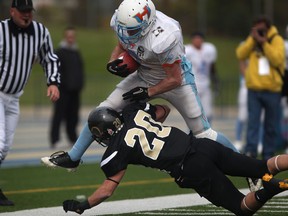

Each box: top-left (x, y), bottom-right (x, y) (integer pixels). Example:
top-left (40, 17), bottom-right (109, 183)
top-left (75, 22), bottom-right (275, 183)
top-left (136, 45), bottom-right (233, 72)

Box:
top-left (0, 0), bottom-right (60, 206)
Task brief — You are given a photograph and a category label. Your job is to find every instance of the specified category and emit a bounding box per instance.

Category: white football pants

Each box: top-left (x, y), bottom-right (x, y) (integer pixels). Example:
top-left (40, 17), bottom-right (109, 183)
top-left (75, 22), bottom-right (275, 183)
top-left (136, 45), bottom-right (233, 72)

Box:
top-left (0, 91), bottom-right (21, 162)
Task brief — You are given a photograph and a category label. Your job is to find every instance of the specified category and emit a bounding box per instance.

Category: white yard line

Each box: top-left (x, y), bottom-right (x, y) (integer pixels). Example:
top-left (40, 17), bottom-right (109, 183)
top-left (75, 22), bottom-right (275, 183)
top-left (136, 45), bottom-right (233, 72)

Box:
top-left (1, 190), bottom-right (288, 216)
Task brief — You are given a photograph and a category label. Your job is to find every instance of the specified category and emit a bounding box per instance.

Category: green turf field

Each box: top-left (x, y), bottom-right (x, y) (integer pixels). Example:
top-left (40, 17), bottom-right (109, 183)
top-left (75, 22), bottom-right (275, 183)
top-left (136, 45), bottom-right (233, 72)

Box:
top-left (1, 163), bottom-right (288, 215)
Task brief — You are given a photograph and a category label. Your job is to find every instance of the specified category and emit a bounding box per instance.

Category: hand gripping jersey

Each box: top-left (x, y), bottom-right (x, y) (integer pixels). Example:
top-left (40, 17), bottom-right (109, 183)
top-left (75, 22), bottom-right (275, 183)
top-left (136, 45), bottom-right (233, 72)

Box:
top-left (111, 10), bottom-right (193, 85)
top-left (185, 42), bottom-right (217, 93)
top-left (100, 103), bottom-right (193, 178)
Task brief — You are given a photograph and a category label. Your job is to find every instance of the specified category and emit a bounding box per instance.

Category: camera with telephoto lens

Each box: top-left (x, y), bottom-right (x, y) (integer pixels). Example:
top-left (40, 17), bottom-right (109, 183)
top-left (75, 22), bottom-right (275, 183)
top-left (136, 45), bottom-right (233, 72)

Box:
top-left (257, 29), bottom-right (266, 37)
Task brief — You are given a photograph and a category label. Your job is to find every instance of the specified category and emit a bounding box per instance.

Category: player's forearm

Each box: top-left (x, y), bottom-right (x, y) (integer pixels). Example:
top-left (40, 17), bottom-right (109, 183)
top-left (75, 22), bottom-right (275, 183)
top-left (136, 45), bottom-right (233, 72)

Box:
top-left (149, 62), bottom-right (182, 96)
top-left (88, 171), bottom-right (125, 208)
top-left (148, 77), bottom-right (181, 97)
top-left (87, 184), bottom-right (115, 207)
top-left (109, 43), bottom-right (126, 61)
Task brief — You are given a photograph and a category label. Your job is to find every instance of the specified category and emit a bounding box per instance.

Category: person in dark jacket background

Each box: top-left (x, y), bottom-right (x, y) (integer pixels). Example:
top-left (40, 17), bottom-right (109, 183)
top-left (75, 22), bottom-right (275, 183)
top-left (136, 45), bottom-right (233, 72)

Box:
top-left (50, 26), bottom-right (85, 149)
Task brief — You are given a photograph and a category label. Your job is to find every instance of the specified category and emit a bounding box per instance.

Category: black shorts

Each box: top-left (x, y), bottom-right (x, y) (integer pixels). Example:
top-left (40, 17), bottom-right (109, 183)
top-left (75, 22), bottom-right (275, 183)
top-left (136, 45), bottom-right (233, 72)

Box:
top-left (176, 138), bottom-right (269, 214)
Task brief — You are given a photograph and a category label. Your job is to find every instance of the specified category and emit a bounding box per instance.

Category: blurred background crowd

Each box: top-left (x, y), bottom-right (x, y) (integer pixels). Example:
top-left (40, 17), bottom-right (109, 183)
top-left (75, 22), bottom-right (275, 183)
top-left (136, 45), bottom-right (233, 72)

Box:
top-left (1, 0), bottom-right (287, 36)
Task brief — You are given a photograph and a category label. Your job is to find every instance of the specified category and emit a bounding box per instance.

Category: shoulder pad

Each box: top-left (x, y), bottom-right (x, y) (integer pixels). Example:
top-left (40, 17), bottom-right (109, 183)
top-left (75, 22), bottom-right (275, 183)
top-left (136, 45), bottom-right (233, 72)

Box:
top-left (152, 32), bottom-right (178, 54)
top-left (203, 43), bottom-right (217, 54)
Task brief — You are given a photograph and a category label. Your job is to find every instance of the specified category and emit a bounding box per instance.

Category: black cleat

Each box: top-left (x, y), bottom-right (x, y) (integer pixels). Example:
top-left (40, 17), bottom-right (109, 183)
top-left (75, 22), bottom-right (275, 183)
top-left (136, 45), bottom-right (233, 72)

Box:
top-left (0, 189), bottom-right (14, 206)
top-left (262, 174), bottom-right (288, 193)
top-left (41, 151), bottom-right (81, 172)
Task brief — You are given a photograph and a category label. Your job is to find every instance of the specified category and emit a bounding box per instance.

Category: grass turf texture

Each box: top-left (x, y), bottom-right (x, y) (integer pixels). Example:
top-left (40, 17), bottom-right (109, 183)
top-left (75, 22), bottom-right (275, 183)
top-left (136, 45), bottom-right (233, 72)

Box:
top-left (115, 199), bottom-right (288, 216)
top-left (0, 163), bottom-right (188, 213)
top-left (1, 163), bottom-right (287, 214)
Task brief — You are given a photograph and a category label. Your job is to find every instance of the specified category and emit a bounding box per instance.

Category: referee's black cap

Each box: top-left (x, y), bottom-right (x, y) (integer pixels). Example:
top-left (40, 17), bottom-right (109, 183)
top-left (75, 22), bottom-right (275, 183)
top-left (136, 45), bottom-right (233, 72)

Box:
top-left (11, 0), bottom-right (34, 12)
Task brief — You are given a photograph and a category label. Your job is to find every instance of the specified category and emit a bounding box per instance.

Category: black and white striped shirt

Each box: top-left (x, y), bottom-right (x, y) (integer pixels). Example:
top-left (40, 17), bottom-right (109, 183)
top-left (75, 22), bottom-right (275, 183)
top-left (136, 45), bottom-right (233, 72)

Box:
top-left (0, 19), bottom-right (60, 94)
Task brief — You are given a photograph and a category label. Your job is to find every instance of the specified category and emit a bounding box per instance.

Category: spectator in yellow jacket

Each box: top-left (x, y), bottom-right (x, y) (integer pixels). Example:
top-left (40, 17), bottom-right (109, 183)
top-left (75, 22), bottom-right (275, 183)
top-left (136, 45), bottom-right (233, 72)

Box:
top-left (236, 15), bottom-right (285, 161)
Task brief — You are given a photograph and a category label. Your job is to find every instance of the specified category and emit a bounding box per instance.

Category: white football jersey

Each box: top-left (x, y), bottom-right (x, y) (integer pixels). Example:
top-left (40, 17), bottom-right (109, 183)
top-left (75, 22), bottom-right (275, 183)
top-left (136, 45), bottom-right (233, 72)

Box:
top-left (99, 9), bottom-right (237, 153)
top-left (185, 42), bottom-right (217, 92)
top-left (111, 10), bottom-right (192, 85)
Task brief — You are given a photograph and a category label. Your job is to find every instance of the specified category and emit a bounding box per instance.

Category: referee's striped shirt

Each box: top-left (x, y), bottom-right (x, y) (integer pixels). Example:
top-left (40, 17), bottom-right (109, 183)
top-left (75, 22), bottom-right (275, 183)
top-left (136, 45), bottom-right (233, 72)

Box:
top-left (0, 19), bottom-right (60, 94)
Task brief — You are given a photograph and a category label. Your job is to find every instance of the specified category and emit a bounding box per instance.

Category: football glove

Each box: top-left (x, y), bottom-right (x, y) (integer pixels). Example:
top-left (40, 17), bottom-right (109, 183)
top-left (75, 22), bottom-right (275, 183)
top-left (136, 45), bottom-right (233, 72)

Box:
top-left (106, 59), bottom-right (130, 77)
top-left (122, 87), bottom-right (149, 102)
top-left (63, 199), bottom-right (90, 215)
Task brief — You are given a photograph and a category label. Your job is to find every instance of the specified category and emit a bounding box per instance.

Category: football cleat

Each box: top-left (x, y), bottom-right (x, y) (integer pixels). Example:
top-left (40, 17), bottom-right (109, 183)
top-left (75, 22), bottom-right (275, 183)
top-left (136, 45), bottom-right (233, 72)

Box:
top-left (246, 177), bottom-right (263, 192)
top-left (262, 173), bottom-right (288, 191)
top-left (0, 189), bottom-right (14, 206)
top-left (41, 151), bottom-right (81, 172)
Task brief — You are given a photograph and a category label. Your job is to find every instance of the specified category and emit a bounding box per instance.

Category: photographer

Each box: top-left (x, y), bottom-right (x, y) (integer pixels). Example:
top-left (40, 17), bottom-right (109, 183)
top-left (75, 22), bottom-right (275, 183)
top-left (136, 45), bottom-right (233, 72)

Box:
top-left (236, 15), bottom-right (285, 190)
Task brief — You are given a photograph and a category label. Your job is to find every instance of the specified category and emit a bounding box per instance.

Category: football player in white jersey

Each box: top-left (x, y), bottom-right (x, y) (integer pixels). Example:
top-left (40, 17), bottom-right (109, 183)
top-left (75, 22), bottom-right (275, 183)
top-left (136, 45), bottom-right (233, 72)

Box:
top-left (41, 0), bottom-right (238, 170)
top-left (185, 32), bottom-right (219, 124)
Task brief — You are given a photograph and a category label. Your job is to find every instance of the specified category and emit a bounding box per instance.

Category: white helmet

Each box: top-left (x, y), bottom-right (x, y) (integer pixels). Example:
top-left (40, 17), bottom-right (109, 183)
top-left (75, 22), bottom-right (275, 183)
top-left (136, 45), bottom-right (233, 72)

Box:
top-left (115, 0), bottom-right (156, 44)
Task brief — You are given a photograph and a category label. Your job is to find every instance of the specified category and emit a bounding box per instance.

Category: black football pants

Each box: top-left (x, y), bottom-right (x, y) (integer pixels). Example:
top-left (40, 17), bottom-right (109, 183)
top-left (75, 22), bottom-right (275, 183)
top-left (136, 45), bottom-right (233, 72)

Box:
top-left (181, 138), bottom-right (269, 215)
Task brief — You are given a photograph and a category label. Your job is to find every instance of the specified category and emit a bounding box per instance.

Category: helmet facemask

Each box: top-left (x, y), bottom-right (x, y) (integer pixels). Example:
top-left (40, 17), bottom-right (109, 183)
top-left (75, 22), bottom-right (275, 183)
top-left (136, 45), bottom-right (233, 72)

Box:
top-left (116, 21), bottom-right (149, 44)
top-left (90, 126), bottom-right (112, 147)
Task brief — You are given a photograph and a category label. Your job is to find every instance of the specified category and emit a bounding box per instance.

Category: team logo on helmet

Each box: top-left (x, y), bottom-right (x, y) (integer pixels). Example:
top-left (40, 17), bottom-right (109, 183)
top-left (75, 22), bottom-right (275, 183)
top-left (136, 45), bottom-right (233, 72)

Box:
top-left (91, 126), bottom-right (102, 137)
top-left (107, 128), bottom-right (115, 136)
top-left (133, 5), bottom-right (151, 23)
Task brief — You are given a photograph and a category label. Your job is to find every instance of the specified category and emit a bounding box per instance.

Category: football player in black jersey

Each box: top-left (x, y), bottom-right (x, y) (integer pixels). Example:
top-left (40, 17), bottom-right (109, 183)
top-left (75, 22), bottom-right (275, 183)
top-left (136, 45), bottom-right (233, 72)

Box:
top-left (61, 102), bottom-right (288, 216)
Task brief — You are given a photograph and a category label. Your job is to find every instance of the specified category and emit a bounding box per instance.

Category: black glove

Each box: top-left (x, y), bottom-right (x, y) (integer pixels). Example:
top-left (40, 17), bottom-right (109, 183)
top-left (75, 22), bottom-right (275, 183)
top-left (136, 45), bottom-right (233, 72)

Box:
top-left (63, 200), bottom-right (90, 215)
top-left (106, 59), bottom-right (130, 77)
top-left (122, 87), bottom-right (149, 102)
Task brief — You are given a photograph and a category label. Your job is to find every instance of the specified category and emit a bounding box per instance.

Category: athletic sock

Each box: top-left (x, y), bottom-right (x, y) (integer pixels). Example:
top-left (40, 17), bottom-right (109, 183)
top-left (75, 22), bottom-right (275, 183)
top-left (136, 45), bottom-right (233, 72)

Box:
top-left (216, 132), bottom-right (239, 153)
top-left (68, 123), bottom-right (94, 161)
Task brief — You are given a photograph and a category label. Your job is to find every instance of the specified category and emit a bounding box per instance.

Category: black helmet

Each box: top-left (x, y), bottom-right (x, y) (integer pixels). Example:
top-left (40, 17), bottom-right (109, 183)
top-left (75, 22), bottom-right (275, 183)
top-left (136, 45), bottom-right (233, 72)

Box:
top-left (88, 107), bottom-right (123, 146)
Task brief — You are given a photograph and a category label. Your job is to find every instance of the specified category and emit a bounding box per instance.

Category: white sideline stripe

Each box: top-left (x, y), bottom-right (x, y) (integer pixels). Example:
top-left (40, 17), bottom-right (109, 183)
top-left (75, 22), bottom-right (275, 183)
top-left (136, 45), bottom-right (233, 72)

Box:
top-left (1, 189), bottom-right (288, 216)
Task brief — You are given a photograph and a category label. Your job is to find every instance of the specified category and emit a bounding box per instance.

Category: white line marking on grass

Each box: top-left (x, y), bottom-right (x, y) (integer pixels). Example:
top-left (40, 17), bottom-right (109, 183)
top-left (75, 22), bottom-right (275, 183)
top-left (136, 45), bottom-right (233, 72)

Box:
top-left (263, 205), bottom-right (288, 209)
top-left (167, 209), bottom-right (229, 212)
top-left (260, 210), bottom-right (288, 213)
top-left (1, 189), bottom-right (287, 216)
top-left (137, 213), bottom-right (233, 215)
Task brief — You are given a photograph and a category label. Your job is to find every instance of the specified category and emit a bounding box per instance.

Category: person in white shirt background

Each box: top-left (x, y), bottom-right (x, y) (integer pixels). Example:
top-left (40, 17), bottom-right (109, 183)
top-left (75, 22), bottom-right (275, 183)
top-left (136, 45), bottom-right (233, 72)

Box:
top-left (185, 32), bottom-right (219, 124)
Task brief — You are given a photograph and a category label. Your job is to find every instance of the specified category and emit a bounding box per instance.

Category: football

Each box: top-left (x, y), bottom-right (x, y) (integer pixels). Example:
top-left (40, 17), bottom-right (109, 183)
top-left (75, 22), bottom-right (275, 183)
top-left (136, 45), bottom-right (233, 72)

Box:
top-left (118, 51), bottom-right (140, 74)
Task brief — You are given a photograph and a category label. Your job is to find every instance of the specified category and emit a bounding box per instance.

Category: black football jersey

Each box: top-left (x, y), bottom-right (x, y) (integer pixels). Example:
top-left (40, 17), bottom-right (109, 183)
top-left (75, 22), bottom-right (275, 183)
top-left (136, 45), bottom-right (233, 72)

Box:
top-left (100, 102), bottom-right (192, 177)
